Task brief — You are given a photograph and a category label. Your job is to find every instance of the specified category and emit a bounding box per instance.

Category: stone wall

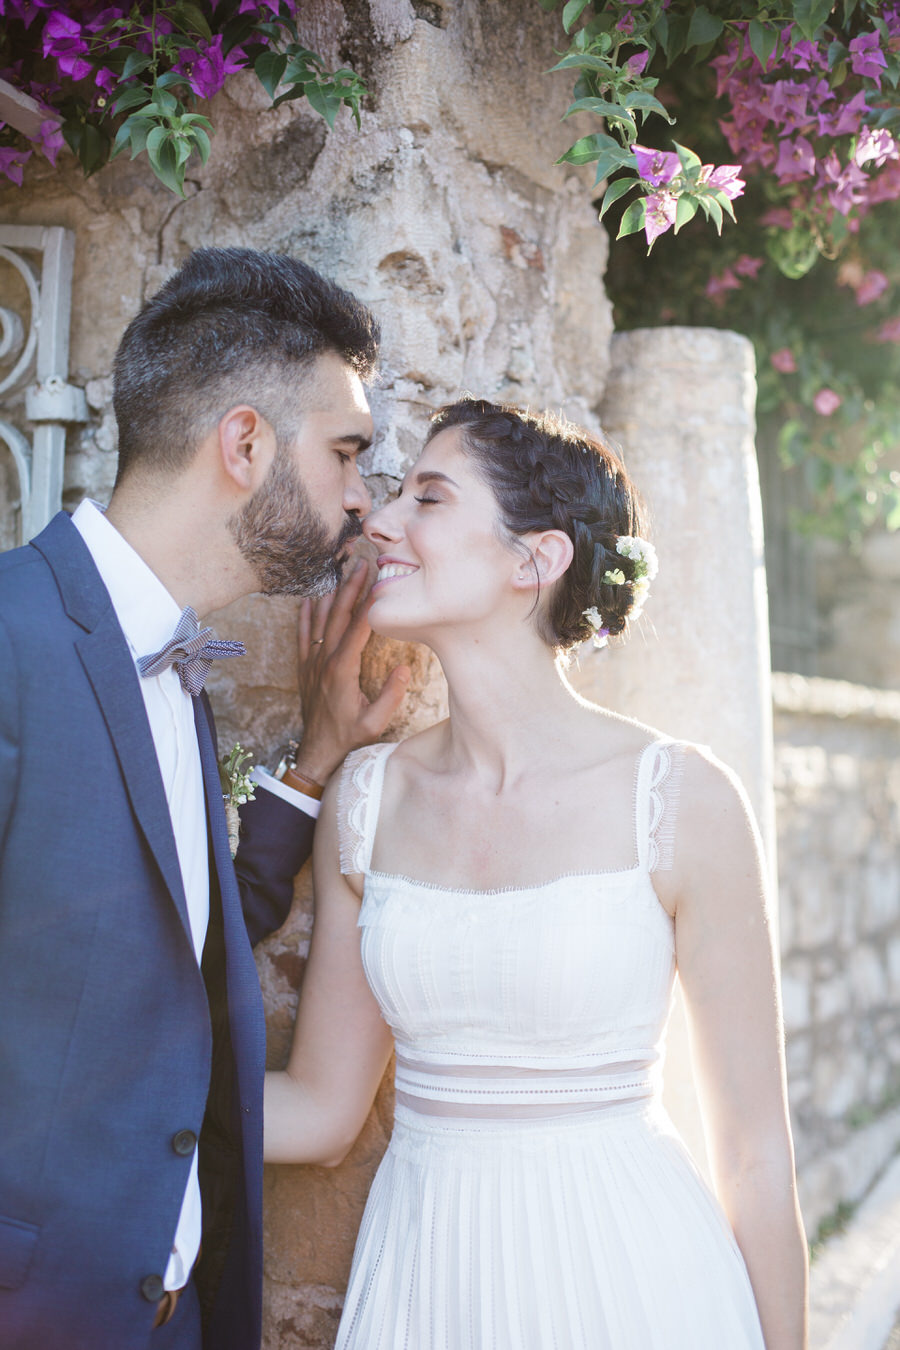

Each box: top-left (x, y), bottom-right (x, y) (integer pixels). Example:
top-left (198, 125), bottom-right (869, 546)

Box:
top-left (815, 526), bottom-right (900, 691)
top-left (774, 672), bottom-right (900, 1235)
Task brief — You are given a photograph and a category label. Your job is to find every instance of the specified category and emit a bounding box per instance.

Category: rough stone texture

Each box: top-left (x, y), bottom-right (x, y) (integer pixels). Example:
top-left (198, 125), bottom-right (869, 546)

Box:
top-left (814, 522), bottom-right (900, 691)
top-left (773, 672), bottom-right (900, 1236)
top-left (577, 327), bottom-right (774, 1178)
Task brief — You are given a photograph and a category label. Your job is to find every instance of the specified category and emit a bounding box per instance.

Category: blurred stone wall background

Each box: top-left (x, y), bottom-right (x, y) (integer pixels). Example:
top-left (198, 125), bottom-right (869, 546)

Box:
top-left (2, 0), bottom-right (900, 1344)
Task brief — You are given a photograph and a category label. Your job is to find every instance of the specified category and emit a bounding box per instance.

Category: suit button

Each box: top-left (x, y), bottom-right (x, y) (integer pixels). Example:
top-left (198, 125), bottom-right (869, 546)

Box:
top-left (172, 1129), bottom-right (197, 1156)
top-left (141, 1274), bottom-right (165, 1303)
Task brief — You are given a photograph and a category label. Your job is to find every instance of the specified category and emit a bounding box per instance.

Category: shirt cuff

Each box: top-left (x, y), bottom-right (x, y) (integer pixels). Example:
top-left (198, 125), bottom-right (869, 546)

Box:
top-left (251, 766), bottom-right (321, 820)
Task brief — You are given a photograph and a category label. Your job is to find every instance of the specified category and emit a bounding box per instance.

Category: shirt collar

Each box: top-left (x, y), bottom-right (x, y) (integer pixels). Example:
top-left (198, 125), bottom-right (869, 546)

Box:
top-left (71, 499), bottom-right (184, 659)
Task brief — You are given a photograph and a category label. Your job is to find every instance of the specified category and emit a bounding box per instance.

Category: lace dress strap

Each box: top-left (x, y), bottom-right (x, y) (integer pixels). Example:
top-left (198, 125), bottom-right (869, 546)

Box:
top-left (635, 738), bottom-right (685, 874)
top-left (337, 742), bottom-right (398, 875)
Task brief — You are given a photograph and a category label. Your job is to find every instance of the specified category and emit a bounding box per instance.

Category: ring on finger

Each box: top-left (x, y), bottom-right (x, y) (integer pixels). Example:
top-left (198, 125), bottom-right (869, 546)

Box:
top-left (311, 638), bottom-right (325, 646)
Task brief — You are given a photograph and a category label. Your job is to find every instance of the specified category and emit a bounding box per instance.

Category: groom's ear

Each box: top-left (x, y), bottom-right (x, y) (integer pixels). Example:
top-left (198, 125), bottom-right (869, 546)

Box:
top-left (512, 529), bottom-right (574, 591)
top-left (217, 404), bottom-right (278, 492)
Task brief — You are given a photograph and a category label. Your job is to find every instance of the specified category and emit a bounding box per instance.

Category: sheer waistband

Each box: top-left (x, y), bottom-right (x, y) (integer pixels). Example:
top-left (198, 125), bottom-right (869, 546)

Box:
top-left (394, 1053), bottom-right (660, 1121)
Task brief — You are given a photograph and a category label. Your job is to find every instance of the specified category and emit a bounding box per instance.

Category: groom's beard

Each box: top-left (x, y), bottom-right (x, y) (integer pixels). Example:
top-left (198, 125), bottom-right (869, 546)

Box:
top-left (229, 450), bottom-right (362, 597)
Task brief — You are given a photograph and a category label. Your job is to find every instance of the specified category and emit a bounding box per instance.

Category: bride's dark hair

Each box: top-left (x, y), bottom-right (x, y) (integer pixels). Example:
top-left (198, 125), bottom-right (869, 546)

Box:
top-left (426, 397), bottom-right (649, 651)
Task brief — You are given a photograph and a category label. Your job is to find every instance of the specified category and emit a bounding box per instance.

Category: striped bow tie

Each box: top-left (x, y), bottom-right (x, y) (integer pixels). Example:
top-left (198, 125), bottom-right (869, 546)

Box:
top-left (137, 606), bottom-right (246, 697)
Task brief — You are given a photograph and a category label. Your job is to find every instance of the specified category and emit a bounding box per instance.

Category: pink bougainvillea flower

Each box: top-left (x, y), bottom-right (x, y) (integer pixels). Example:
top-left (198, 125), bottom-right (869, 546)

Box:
top-left (867, 159), bottom-right (900, 206)
top-left (770, 347), bottom-right (797, 373)
top-left (625, 51), bottom-right (650, 78)
top-left (821, 151), bottom-right (869, 215)
top-left (760, 206), bottom-right (794, 229)
top-left (876, 317), bottom-right (900, 343)
top-left (705, 268), bottom-right (742, 304)
top-left (735, 253), bottom-right (763, 278)
top-left (633, 145), bottom-right (681, 187)
top-left (786, 38), bottom-right (823, 73)
top-left (36, 117), bottom-right (64, 166)
top-left (616, 14), bottom-right (635, 34)
top-left (849, 32), bottom-right (887, 84)
top-left (177, 35), bottom-right (246, 100)
top-left (643, 191), bottom-right (677, 246)
top-left (855, 270), bottom-right (889, 306)
top-left (818, 90), bottom-right (868, 139)
top-left (0, 145), bottom-right (32, 185)
top-left (774, 135), bottom-right (816, 182)
top-left (855, 127), bottom-right (899, 169)
top-left (0, 0), bottom-right (55, 28)
top-left (702, 163), bottom-right (745, 201)
top-left (813, 388), bottom-right (842, 416)
top-left (42, 11), bottom-right (93, 82)
top-left (837, 258), bottom-right (865, 290)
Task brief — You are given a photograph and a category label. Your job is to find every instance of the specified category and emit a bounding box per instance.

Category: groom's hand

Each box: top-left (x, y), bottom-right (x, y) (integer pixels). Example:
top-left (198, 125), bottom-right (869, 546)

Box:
top-left (292, 557), bottom-right (410, 784)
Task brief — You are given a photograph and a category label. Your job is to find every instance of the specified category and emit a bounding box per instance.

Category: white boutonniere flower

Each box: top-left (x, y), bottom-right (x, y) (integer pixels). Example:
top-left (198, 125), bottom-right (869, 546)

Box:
top-left (218, 742), bottom-right (256, 859)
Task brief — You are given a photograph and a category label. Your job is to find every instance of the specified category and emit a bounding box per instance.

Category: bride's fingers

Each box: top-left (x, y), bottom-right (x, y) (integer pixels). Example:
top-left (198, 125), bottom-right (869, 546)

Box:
top-left (309, 591), bottom-right (335, 647)
top-left (321, 559), bottom-right (368, 650)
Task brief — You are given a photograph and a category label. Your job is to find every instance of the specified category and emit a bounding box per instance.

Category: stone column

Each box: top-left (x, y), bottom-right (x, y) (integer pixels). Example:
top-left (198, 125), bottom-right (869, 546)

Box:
top-left (569, 326), bottom-right (774, 1171)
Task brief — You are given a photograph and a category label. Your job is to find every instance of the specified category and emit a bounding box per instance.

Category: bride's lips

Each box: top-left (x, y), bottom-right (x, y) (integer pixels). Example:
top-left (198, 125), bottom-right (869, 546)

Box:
top-left (373, 555), bottom-right (419, 589)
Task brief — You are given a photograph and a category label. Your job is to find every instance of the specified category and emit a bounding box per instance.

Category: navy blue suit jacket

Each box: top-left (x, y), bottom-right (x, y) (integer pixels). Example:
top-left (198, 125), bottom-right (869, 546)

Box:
top-left (0, 513), bottom-right (314, 1350)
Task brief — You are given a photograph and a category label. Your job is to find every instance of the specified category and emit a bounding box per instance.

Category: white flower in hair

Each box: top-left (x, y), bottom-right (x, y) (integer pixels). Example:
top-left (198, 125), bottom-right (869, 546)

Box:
top-left (616, 535), bottom-right (658, 582)
top-left (602, 568), bottom-right (626, 586)
top-left (581, 606), bottom-right (609, 649)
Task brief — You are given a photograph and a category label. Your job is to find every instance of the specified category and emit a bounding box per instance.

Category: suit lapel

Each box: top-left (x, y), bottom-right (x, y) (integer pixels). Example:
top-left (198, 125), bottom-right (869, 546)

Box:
top-left (33, 512), bottom-right (193, 944)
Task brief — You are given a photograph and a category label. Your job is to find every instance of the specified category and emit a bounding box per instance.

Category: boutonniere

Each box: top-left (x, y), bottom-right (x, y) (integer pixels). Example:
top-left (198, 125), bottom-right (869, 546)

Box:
top-left (218, 742), bottom-right (256, 859)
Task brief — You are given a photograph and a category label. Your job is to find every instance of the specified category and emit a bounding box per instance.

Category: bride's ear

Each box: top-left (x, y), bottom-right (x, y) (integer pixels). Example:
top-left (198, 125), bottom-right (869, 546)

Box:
top-left (512, 530), bottom-right (574, 592)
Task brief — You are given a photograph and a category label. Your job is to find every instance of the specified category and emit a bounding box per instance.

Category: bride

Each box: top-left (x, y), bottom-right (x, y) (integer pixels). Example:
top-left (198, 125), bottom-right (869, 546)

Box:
top-left (263, 397), bottom-right (808, 1350)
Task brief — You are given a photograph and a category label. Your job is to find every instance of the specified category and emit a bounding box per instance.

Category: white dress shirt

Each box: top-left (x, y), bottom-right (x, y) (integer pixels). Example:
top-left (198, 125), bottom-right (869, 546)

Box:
top-left (71, 500), bottom-right (315, 1289)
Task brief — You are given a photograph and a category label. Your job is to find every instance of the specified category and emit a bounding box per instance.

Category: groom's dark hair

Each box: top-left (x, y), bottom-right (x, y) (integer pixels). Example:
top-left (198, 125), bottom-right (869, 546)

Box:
top-left (112, 247), bottom-right (380, 483)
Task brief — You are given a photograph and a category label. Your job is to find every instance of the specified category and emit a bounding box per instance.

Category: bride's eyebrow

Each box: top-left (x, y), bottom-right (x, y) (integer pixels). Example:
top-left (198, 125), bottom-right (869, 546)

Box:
top-left (413, 470), bottom-right (460, 488)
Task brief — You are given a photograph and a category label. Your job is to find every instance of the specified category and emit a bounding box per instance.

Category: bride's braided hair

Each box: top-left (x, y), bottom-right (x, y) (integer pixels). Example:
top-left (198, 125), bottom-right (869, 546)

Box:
top-left (427, 397), bottom-right (649, 651)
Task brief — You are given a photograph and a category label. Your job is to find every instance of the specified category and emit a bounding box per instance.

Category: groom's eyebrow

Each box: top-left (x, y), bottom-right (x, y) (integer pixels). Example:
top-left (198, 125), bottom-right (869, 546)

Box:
top-left (333, 432), bottom-right (372, 452)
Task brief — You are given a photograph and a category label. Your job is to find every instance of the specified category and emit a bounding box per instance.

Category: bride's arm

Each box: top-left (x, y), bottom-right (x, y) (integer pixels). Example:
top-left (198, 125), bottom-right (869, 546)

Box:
top-left (263, 772), bottom-right (393, 1166)
top-left (659, 749), bottom-right (808, 1350)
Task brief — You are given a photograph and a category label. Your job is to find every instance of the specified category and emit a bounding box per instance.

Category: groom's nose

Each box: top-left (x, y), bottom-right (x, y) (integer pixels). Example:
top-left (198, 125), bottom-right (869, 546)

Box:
top-left (344, 462), bottom-right (372, 518)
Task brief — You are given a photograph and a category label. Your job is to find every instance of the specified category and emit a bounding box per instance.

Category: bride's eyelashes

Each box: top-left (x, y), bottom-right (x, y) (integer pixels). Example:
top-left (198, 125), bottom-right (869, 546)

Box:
top-left (414, 496), bottom-right (440, 506)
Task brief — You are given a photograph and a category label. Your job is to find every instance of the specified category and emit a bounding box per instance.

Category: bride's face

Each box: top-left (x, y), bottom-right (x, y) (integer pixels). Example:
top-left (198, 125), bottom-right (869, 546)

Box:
top-left (363, 426), bottom-right (524, 643)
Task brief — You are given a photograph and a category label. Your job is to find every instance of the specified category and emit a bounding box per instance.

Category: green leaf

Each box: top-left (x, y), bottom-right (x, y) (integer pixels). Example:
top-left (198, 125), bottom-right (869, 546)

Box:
top-left (673, 141), bottom-right (701, 172)
top-left (151, 135), bottom-right (187, 197)
top-left (621, 90), bottom-right (675, 123)
top-left (792, 0), bottom-right (834, 41)
top-left (255, 50), bottom-right (288, 100)
top-left (146, 125), bottom-right (169, 161)
top-left (652, 11), bottom-right (669, 52)
top-left (562, 0), bottom-right (590, 33)
top-left (79, 122), bottom-right (108, 176)
top-left (537, 0), bottom-right (561, 11)
top-left (191, 126), bottom-right (212, 164)
top-left (685, 7), bottom-right (724, 49)
top-left (563, 97), bottom-right (637, 131)
top-left (674, 195), bottom-right (698, 232)
top-left (598, 174), bottom-right (639, 220)
top-left (305, 80), bottom-right (341, 129)
top-left (170, 2), bottom-right (213, 40)
top-left (547, 52), bottom-right (615, 76)
top-left (593, 146), bottom-right (635, 183)
top-left (151, 88), bottom-right (178, 117)
top-left (122, 50), bottom-right (153, 80)
top-left (616, 198), bottom-right (647, 240)
top-left (557, 131), bottom-right (628, 166)
top-left (748, 20), bottom-right (778, 70)
top-left (705, 195), bottom-right (724, 232)
top-left (111, 84), bottom-right (152, 116)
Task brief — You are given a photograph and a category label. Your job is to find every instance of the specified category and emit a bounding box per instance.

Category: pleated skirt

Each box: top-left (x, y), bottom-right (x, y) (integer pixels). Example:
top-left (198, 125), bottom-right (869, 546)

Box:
top-left (335, 1098), bottom-right (765, 1350)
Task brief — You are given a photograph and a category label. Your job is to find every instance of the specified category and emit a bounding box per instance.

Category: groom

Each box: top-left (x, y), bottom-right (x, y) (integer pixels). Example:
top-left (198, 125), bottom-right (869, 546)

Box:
top-left (0, 248), bottom-right (407, 1350)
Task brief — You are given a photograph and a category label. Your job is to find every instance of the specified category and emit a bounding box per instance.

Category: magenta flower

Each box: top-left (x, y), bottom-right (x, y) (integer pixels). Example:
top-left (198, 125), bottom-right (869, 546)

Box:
top-left (633, 145), bottom-right (680, 187)
top-left (875, 317), bottom-right (900, 343)
top-left (702, 163), bottom-right (746, 201)
top-left (0, 145), bottom-right (32, 185)
top-left (760, 207), bottom-right (794, 229)
top-left (42, 12), bottom-right (93, 82)
top-left (786, 39), bottom-right (823, 73)
top-left (643, 191), bottom-right (677, 246)
top-left (855, 128), bottom-right (899, 169)
top-left (705, 268), bottom-right (741, 303)
top-left (813, 388), bottom-right (842, 416)
top-left (855, 270), bottom-right (889, 306)
top-left (849, 32), bottom-right (887, 84)
top-left (616, 14), bottom-right (635, 34)
top-left (820, 90), bottom-right (869, 139)
top-left (36, 117), bottom-right (64, 166)
top-left (821, 151), bottom-right (869, 215)
top-left (774, 135), bottom-right (816, 183)
top-left (625, 51), bottom-right (650, 78)
top-left (177, 35), bottom-right (246, 101)
top-left (734, 253), bottom-right (763, 278)
top-left (770, 348), bottom-right (797, 373)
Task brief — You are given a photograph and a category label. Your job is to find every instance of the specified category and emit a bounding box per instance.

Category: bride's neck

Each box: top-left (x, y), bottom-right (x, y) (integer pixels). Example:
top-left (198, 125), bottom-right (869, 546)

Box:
top-left (433, 631), bottom-right (590, 789)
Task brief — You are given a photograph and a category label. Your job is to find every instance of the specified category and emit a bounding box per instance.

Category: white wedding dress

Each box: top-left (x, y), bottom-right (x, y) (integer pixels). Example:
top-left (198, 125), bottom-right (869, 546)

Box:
top-left (333, 738), bottom-right (765, 1350)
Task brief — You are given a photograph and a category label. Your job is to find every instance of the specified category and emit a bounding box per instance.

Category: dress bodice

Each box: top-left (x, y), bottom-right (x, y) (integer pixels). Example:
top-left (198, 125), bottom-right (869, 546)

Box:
top-left (338, 738), bottom-right (685, 1116)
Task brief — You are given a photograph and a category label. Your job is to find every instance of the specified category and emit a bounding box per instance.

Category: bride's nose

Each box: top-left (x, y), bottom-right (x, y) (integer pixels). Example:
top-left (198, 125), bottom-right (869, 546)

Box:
top-left (363, 498), bottom-right (403, 546)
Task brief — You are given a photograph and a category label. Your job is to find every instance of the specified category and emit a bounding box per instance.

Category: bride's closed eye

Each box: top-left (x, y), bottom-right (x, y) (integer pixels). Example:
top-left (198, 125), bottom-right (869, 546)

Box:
top-left (414, 496), bottom-right (441, 505)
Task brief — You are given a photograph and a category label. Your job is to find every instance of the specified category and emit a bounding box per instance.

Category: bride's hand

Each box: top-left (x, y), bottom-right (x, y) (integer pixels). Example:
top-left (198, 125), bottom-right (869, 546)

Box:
top-left (291, 555), bottom-right (410, 783)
